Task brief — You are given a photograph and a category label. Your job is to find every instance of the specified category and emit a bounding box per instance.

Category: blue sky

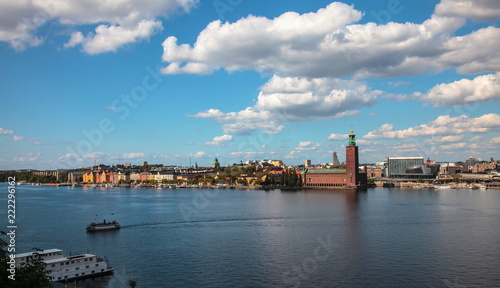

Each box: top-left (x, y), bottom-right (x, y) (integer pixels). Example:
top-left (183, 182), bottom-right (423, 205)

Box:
top-left (1, 0), bottom-right (499, 169)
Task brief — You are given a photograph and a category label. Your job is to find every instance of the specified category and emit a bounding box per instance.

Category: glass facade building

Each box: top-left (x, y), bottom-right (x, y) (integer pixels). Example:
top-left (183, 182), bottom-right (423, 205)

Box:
top-left (387, 157), bottom-right (424, 178)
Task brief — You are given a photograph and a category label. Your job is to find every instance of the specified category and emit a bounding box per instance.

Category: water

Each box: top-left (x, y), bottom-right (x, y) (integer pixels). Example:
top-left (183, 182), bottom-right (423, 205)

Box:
top-left (1, 184), bottom-right (499, 288)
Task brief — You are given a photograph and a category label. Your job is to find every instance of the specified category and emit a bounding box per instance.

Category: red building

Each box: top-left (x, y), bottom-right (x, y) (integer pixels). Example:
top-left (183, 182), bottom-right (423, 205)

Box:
top-left (301, 130), bottom-right (367, 189)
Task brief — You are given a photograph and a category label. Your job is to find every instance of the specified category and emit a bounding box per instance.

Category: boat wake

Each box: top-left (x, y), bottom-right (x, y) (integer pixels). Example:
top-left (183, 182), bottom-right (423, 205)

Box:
top-left (120, 216), bottom-right (294, 229)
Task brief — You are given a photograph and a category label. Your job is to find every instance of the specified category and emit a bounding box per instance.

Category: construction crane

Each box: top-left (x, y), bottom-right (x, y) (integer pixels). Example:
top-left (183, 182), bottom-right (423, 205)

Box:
top-left (114, 158), bottom-right (123, 167)
top-left (91, 158), bottom-right (103, 167)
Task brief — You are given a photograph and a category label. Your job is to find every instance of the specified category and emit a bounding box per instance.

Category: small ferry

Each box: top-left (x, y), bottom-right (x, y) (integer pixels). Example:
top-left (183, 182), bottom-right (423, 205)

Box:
top-left (15, 249), bottom-right (114, 282)
top-left (86, 220), bottom-right (120, 232)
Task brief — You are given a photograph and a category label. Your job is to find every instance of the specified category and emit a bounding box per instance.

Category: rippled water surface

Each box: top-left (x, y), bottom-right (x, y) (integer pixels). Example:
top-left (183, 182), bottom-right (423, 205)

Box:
top-left (1, 184), bottom-right (499, 287)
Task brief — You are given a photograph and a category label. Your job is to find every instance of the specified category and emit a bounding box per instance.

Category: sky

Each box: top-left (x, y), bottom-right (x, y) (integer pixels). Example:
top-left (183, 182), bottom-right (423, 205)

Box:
top-left (0, 0), bottom-right (499, 170)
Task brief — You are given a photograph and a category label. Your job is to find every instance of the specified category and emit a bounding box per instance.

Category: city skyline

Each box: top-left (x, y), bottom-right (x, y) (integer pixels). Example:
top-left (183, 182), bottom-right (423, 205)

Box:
top-left (1, 0), bottom-right (500, 170)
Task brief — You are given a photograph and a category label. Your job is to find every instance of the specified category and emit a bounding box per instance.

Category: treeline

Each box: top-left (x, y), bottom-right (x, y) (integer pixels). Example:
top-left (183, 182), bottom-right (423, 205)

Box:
top-left (280, 168), bottom-right (302, 187)
top-left (0, 172), bottom-right (67, 183)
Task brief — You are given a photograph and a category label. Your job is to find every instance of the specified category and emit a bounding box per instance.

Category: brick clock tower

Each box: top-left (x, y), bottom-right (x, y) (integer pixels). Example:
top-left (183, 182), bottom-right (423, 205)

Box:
top-left (346, 130), bottom-right (359, 188)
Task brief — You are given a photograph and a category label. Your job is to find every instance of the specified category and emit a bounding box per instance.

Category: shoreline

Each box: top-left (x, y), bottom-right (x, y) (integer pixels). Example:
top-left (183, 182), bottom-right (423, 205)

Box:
top-left (7, 182), bottom-right (500, 190)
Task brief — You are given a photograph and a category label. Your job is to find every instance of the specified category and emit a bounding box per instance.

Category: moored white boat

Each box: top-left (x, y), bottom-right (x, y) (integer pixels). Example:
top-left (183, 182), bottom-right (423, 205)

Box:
top-left (434, 184), bottom-right (452, 189)
top-left (15, 249), bottom-right (114, 282)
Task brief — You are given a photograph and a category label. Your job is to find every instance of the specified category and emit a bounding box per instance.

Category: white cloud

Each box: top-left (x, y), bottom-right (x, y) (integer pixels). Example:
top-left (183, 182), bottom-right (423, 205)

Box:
top-left (490, 137), bottom-right (500, 144)
top-left (284, 141), bottom-right (323, 160)
top-left (438, 27), bottom-right (500, 75)
top-left (364, 113), bottom-right (500, 140)
top-left (14, 153), bottom-right (41, 162)
top-left (162, 2), bottom-right (362, 75)
top-left (388, 81), bottom-right (410, 88)
top-left (412, 73), bottom-right (500, 107)
top-left (58, 153), bottom-right (83, 163)
top-left (0, 0), bottom-right (197, 53)
top-left (12, 135), bottom-right (24, 141)
top-left (230, 151), bottom-right (266, 159)
top-left (297, 141), bottom-right (322, 151)
top-left (426, 135), bottom-right (465, 143)
top-left (27, 137), bottom-right (41, 145)
top-left (160, 2), bottom-right (500, 78)
top-left (192, 151), bottom-right (206, 158)
top-left (328, 133), bottom-right (349, 141)
top-left (440, 142), bottom-right (467, 150)
top-left (191, 76), bottom-right (378, 135)
top-left (470, 136), bottom-right (484, 142)
top-left (256, 76), bottom-right (378, 121)
top-left (190, 107), bottom-right (283, 135)
top-left (204, 134), bottom-right (233, 146)
top-left (63, 31), bottom-right (84, 48)
top-left (435, 0), bottom-right (500, 22)
top-left (0, 128), bottom-right (14, 135)
top-left (122, 152), bottom-right (145, 159)
top-left (66, 20), bottom-right (163, 54)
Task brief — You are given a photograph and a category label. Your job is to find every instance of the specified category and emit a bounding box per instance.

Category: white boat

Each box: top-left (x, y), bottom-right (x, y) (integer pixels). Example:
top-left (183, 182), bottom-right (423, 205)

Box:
top-left (435, 184), bottom-right (452, 189)
top-left (480, 185), bottom-right (487, 190)
top-left (15, 249), bottom-right (114, 282)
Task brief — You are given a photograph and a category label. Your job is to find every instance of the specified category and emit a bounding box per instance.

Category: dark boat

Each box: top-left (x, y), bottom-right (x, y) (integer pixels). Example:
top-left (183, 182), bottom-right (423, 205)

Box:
top-left (86, 220), bottom-right (120, 232)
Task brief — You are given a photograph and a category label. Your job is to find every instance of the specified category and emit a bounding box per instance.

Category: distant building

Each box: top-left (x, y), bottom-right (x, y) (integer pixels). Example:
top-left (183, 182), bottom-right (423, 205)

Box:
top-left (142, 161), bottom-right (148, 167)
top-left (304, 160), bottom-right (311, 167)
top-left (387, 157), bottom-right (424, 178)
top-left (367, 167), bottom-right (383, 178)
top-left (68, 171), bottom-right (85, 183)
top-left (114, 172), bottom-right (130, 183)
top-left (465, 156), bottom-right (477, 166)
top-left (301, 130), bottom-right (367, 189)
top-left (212, 157), bottom-right (220, 169)
top-left (439, 163), bottom-right (467, 177)
top-left (470, 163), bottom-right (497, 173)
top-left (332, 152), bottom-right (340, 166)
top-left (270, 160), bottom-right (285, 168)
top-left (83, 171), bottom-right (95, 183)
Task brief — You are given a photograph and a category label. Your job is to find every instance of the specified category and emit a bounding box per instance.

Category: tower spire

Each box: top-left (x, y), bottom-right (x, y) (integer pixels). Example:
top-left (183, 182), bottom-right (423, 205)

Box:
top-left (348, 130), bottom-right (356, 146)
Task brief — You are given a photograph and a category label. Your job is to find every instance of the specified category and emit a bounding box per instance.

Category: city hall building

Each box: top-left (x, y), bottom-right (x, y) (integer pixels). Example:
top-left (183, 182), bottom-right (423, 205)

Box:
top-left (301, 131), bottom-right (367, 189)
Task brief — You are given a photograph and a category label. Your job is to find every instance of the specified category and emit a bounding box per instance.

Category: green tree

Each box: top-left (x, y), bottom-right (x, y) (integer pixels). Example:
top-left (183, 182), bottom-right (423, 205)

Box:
top-left (0, 232), bottom-right (51, 287)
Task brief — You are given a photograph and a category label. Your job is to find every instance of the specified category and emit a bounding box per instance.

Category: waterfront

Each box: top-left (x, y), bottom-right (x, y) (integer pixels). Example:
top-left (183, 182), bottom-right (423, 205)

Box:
top-left (1, 184), bottom-right (500, 287)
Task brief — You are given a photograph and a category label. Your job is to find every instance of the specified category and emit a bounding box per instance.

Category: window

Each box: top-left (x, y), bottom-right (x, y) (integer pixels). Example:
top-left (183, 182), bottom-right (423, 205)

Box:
top-left (92, 270), bottom-right (95, 273)
top-left (95, 264), bottom-right (99, 267)
top-left (75, 267), bottom-right (79, 270)
top-left (86, 265), bottom-right (90, 268)
top-left (51, 264), bottom-right (55, 267)
top-left (101, 269), bottom-right (104, 272)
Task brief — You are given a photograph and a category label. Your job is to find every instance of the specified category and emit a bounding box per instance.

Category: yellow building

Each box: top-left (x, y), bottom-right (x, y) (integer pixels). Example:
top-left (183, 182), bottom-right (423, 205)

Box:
top-left (83, 172), bottom-right (95, 184)
top-left (270, 160), bottom-right (285, 168)
top-left (237, 175), bottom-right (260, 185)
